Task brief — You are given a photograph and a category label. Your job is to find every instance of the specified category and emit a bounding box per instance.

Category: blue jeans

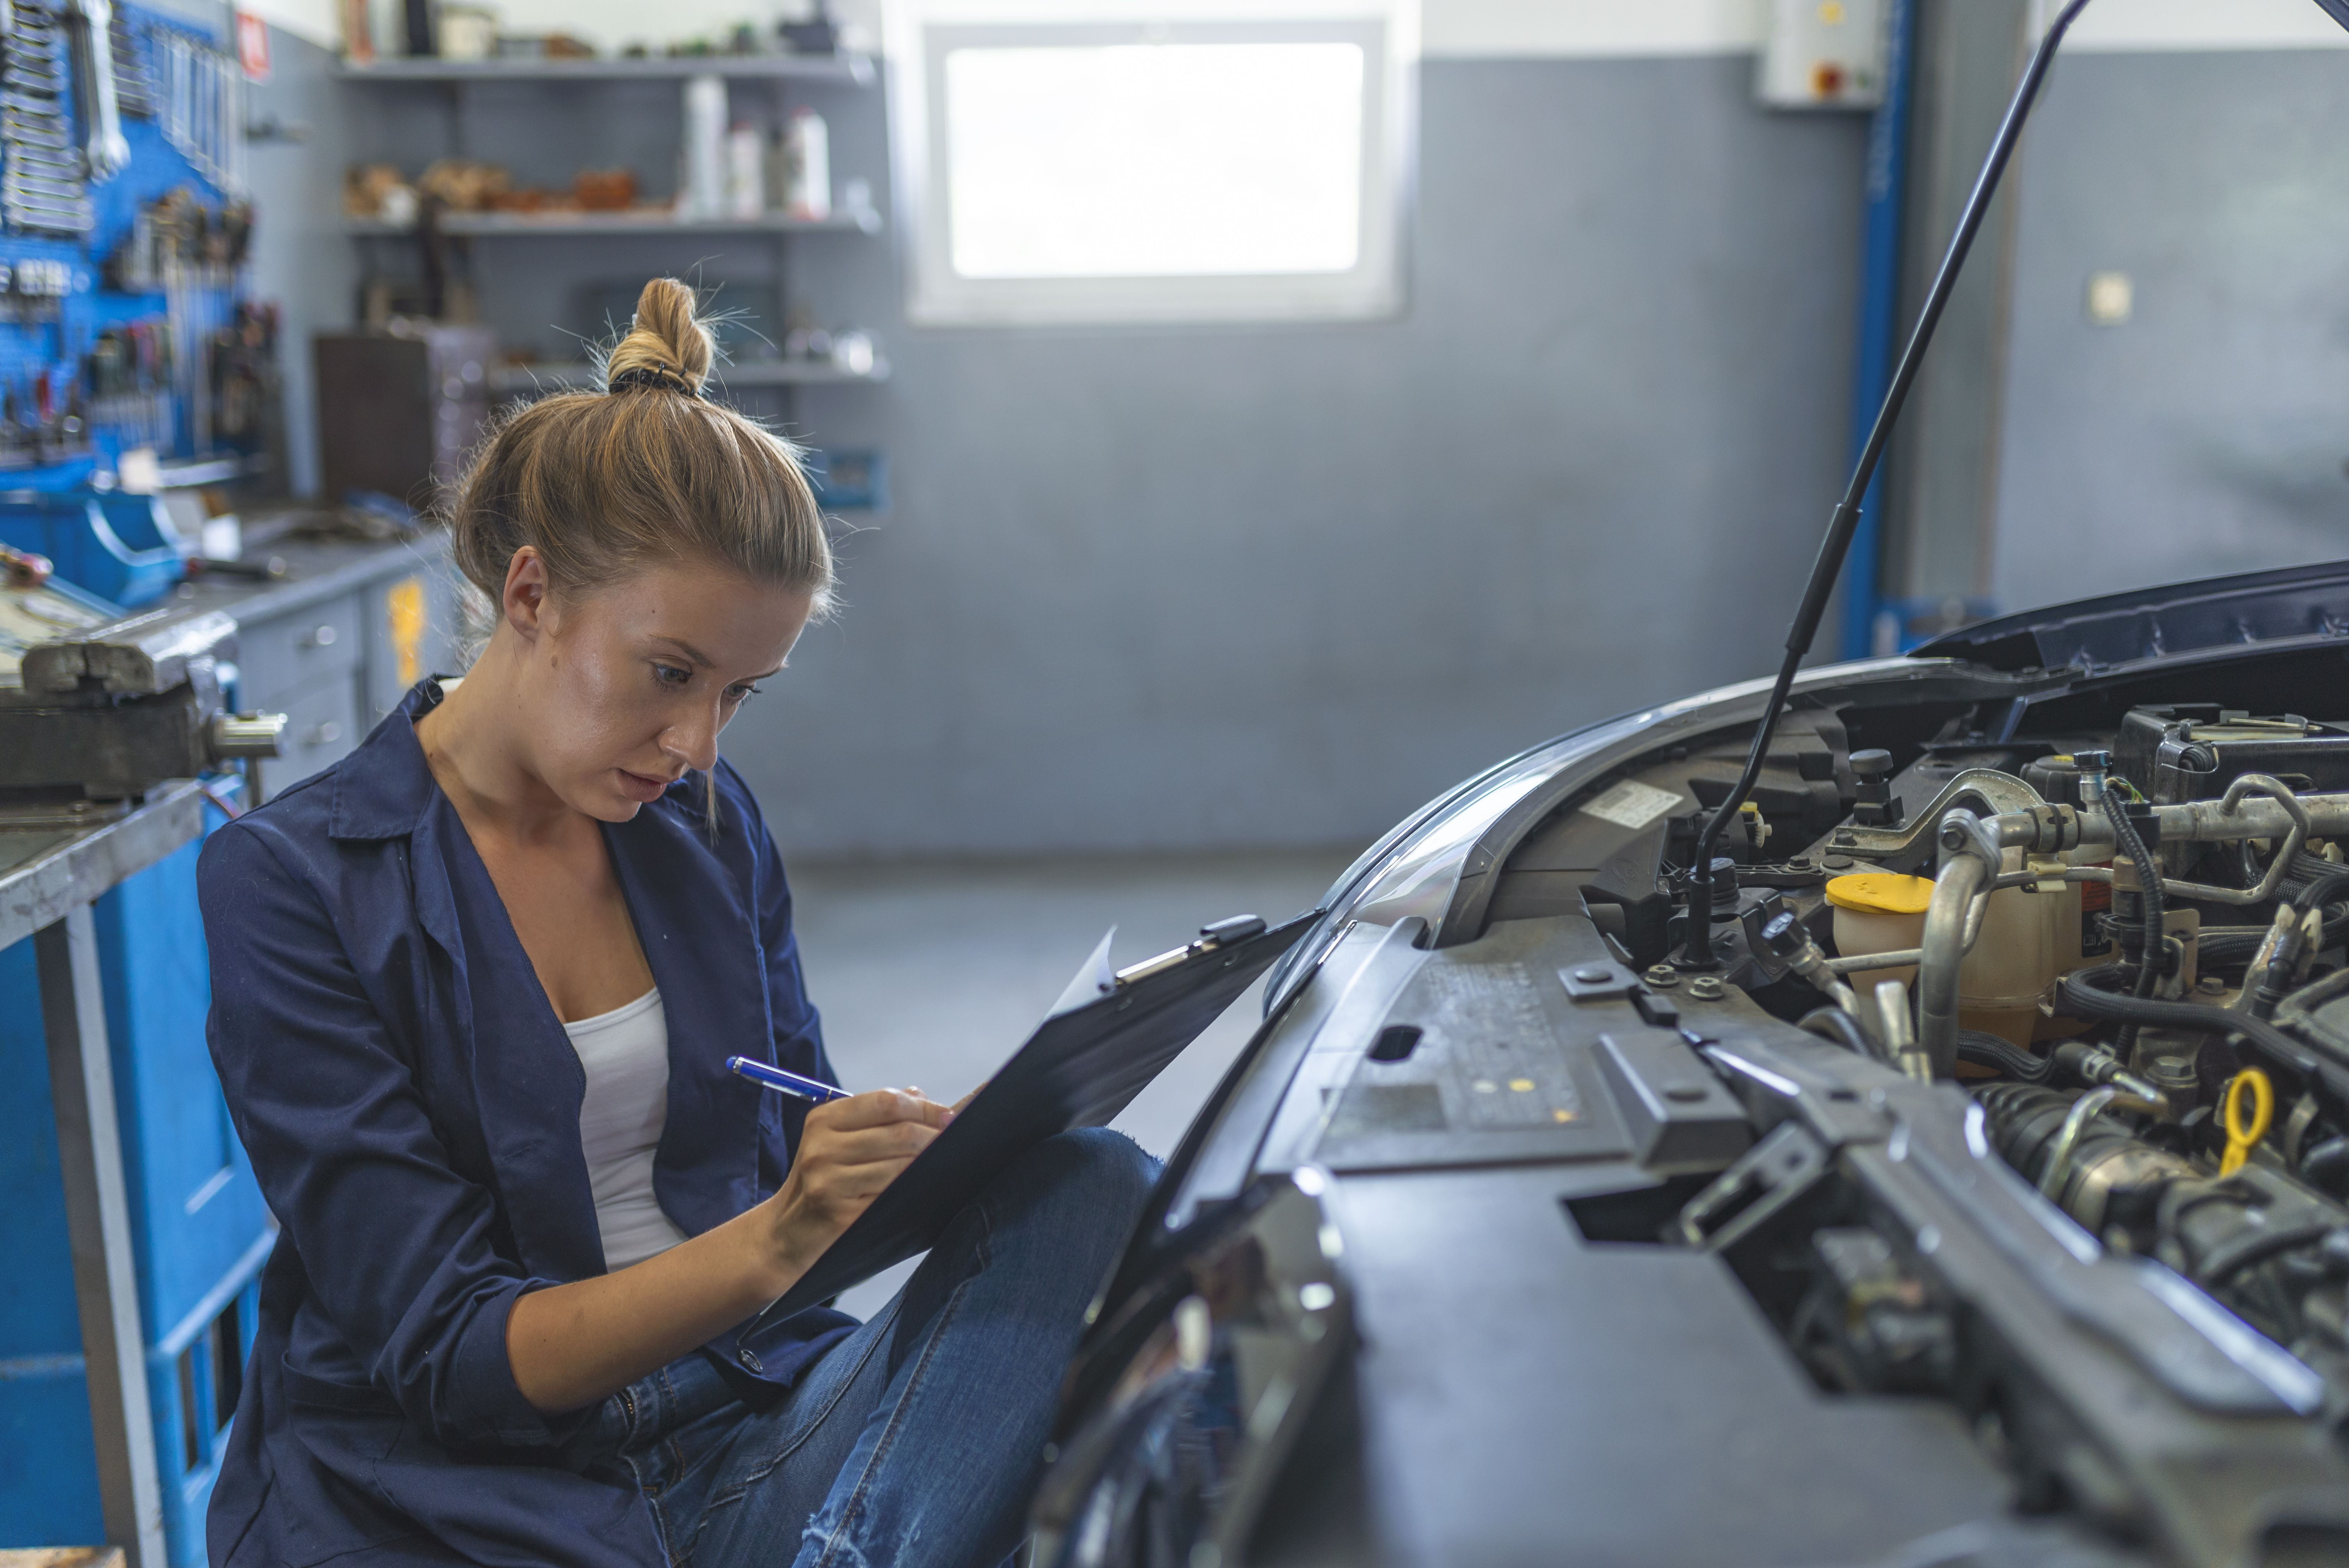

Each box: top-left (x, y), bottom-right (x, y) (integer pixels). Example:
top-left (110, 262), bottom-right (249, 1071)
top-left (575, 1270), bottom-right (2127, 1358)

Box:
top-left (576, 1129), bottom-right (1157, 1568)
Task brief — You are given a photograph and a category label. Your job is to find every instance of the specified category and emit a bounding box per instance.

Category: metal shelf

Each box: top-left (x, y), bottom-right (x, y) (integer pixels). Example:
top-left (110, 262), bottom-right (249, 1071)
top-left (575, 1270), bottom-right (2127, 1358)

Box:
top-left (333, 53), bottom-right (876, 85)
top-left (346, 208), bottom-right (882, 238)
top-left (488, 358), bottom-right (889, 393)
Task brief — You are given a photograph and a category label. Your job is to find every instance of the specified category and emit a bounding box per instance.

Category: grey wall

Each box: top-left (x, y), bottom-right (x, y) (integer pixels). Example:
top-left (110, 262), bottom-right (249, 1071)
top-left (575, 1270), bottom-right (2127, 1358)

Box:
top-left (1988, 48), bottom-right (2349, 613)
top-left (245, 26), bottom-right (360, 499)
top-left (730, 57), bottom-right (1870, 859)
top-left (307, 53), bottom-right (1868, 859)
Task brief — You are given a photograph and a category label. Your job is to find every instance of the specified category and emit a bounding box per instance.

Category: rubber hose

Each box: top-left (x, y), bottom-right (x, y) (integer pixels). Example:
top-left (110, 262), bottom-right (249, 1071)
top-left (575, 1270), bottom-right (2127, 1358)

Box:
top-left (2286, 858), bottom-right (2349, 910)
top-left (1957, 1029), bottom-right (2053, 1083)
top-left (2192, 1221), bottom-right (2342, 1287)
top-left (2298, 1135), bottom-right (2349, 1199)
top-left (2105, 795), bottom-right (2165, 1060)
top-left (2200, 904), bottom-right (2349, 968)
top-left (1798, 1007), bottom-right (1873, 1057)
top-left (2057, 966), bottom-right (2349, 1114)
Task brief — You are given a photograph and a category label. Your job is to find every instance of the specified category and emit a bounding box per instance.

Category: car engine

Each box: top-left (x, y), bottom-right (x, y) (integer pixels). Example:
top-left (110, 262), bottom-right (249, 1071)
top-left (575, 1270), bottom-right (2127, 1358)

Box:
top-left (1032, 625), bottom-right (2349, 1568)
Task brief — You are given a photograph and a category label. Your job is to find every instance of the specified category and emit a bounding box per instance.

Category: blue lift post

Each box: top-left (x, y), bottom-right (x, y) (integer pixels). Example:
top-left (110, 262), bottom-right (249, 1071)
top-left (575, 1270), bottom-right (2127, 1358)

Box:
top-left (1839, 0), bottom-right (1918, 661)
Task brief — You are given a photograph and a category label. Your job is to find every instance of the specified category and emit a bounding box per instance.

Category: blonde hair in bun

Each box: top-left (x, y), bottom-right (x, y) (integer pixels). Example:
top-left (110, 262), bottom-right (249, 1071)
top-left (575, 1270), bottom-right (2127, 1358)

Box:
top-left (447, 276), bottom-right (832, 619)
top-left (602, 276), bottom-right (714, 397)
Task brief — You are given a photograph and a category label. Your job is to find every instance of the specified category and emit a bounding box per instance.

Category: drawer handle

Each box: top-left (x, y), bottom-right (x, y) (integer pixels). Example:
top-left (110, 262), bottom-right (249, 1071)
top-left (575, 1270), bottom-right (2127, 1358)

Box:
top-left (307, 721), bottom-right (343, 745)
top-left (303, 624), bottom-right (338, 649)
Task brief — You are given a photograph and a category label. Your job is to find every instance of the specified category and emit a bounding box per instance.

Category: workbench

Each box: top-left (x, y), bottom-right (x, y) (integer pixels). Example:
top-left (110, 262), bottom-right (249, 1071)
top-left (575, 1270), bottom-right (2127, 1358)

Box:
top-left (164, 529), bottom-right (458, 796)
top-left (0, 532), bottom-right (458, 1567)
top-left (2, 782), bottom-right (210, 1567)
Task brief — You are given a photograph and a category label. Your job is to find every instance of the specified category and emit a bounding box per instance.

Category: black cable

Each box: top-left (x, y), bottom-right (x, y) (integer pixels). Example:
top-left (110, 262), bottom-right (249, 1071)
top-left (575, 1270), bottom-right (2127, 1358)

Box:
top-left (2058, 966), bottom-right (2349, 1117)
top-left (1957, 1029), bottom-right (2052, 1083)
top-left (1798, 1007), bottom-right (1874, 1056)
top-left (2103, 793), bottom-right (2165, 1060)
top-left (1673, 0), bottom-right (2097, 968)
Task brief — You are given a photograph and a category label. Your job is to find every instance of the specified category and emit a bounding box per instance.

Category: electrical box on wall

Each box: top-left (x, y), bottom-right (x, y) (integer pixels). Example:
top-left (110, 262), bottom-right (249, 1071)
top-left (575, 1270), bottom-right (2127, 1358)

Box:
top-left (1757, 0), bottom-right (1888, 110)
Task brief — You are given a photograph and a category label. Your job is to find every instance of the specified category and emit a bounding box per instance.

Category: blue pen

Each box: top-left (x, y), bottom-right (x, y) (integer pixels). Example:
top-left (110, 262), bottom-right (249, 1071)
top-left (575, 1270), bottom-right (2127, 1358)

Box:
top-left (726, 1055), bottom-right (852, 1103)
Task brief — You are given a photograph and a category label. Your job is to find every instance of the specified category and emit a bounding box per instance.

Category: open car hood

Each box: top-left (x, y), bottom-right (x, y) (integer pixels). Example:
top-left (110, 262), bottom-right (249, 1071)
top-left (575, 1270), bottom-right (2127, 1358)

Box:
top-left (1909, 558), bottom-right (2349, 674)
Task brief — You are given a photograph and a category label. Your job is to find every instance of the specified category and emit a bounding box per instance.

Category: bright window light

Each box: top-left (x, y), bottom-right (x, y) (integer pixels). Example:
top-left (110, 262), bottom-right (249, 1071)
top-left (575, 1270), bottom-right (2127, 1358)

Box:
top-left (943, 42), bottom-right (1367, 280)
top-left (891, 2), bottom-right (1417, 326)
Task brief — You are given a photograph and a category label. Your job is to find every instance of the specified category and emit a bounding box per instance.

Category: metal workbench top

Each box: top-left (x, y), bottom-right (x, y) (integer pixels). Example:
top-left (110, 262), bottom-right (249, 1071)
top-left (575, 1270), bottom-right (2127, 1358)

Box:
top-left (165, 528), bottom-right (450, 627)
top-left (0, 779), bottom-right (209, 951)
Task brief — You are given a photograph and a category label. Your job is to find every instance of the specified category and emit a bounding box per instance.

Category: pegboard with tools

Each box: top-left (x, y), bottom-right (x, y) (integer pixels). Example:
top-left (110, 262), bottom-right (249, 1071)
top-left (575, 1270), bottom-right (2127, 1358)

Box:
top-left (0, 0), bottom-right (262, 490)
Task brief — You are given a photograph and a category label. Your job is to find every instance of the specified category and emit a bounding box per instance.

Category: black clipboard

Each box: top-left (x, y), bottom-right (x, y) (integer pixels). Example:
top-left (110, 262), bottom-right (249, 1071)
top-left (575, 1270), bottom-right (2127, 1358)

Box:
top-left (752, 911), bottom-right (1317, 1328)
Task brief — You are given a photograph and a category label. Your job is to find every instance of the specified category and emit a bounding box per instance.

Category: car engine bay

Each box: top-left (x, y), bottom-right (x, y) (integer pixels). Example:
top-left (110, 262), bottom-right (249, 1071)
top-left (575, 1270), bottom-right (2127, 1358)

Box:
top-left (1033, 626), bottom-right (2349, 1568)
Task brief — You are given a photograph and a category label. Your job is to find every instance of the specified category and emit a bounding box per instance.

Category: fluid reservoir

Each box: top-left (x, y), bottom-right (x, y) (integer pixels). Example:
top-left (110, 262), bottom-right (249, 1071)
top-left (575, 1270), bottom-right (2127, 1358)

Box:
top-left (1958, 850), bottom-right (2060, 1047)
top-left (1827, 873), bottom-right (1930, 994)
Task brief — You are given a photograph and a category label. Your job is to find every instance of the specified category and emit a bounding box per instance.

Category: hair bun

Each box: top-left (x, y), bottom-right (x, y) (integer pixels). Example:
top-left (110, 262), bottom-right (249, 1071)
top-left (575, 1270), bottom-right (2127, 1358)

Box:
top-left (605, 277), bottom-right (714, 397)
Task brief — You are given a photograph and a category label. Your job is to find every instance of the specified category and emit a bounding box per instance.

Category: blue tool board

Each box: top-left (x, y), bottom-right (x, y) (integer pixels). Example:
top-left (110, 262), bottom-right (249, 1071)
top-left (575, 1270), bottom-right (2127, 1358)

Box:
top-left (0, 2), bottom-right (243, 492)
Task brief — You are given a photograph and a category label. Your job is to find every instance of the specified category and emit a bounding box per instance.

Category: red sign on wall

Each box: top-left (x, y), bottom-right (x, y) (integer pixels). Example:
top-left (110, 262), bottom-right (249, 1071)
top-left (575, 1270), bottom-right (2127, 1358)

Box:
top-left (235, 9), bottom-right (271, 82)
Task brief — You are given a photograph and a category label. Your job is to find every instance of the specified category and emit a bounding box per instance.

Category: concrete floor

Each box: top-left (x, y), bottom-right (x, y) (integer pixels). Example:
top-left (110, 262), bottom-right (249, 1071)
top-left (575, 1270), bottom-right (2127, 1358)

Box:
top-left (785, 848), bottom-right (1355, 1316)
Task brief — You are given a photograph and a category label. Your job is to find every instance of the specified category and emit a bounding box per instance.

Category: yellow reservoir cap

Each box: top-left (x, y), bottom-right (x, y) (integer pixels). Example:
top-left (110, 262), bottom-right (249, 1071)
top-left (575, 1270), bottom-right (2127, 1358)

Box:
top-left (1825, 872), bottom-right (1934, 916)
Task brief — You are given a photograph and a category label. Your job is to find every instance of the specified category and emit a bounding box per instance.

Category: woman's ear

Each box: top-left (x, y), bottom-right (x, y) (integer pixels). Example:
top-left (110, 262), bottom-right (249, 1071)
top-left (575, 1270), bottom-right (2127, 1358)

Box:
top-left (503, 547), bottom-right (551, 641)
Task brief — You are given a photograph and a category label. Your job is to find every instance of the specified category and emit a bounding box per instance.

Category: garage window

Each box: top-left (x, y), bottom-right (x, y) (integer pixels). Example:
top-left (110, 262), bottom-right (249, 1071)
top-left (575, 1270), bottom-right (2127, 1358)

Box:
top-left (889, 1), bottom-right (1418, 326)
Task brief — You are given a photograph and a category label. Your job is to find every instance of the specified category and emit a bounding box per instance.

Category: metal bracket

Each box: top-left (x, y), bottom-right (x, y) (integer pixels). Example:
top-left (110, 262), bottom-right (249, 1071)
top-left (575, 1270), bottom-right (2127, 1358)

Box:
top-left (1674, 1121), bottom-right (1833, 1251)
top-left (1938, 807), bottom-right (2006, 876)
top-left (1831, 768), bottom-right (2048, 865)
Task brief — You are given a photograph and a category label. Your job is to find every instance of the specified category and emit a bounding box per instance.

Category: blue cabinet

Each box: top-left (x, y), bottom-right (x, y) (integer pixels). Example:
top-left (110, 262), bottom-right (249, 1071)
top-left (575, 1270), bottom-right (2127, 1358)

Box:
top-left (0, 798), bottom-right (271, 1566)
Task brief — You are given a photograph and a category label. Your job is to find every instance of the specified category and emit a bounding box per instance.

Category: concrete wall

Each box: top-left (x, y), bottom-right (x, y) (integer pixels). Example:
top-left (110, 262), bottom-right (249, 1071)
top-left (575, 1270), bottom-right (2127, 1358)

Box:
top-left (729, 55), bottom-right (1867, 858)
top-left (1986, 45), bottom-right (2349, 613)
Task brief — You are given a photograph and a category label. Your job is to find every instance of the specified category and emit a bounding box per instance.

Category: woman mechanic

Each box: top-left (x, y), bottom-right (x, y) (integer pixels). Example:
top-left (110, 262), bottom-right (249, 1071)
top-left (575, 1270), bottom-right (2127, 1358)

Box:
top-left (198, 278), bottom-right (1155, 1568)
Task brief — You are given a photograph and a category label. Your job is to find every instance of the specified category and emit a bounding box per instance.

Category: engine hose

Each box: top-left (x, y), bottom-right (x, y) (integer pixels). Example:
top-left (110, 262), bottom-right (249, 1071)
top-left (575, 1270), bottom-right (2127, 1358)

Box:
top-left (1798, 1007), bottom-right (1874, 1057)
top-left (2285, 857), bottom-right (2349, 907)
top-left (2192, 1221), bottom-right (2343, 1287)
top-left (2299, 1135), bottom-right (2349, 1198)
top-left (1957, 1029), bottom-right (2053, 1083)
top-left (2105, 795), bottom-right (2165, 1060)
top-left (2058, 965), bottom-right (2349, 1119)
top-left (2199, 905), bottom-right (2349, 968)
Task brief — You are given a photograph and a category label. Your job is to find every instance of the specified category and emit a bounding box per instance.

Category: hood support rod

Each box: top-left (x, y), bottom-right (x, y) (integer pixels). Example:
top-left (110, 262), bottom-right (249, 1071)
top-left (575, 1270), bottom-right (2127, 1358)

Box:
top-left (1677, 0), bottom-right (2095, 969)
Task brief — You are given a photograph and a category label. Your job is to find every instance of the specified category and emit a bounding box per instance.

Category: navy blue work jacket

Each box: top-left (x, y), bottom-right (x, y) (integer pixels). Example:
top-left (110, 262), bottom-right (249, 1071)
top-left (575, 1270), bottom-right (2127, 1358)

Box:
top-left (198, 680), bottom-right (854, 1567)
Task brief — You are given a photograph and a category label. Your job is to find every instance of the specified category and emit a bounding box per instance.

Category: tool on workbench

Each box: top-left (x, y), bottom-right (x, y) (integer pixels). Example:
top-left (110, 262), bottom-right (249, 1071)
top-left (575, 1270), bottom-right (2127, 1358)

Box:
top-left (0, 598), bottom-right (283, 813)
top-left (184, 552), bottom-right (284, 581)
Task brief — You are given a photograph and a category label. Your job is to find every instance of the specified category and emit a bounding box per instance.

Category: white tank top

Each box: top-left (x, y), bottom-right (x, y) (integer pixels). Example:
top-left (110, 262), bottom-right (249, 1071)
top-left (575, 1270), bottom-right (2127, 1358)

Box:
top-left (561, 988), bottom-right (693, 1270)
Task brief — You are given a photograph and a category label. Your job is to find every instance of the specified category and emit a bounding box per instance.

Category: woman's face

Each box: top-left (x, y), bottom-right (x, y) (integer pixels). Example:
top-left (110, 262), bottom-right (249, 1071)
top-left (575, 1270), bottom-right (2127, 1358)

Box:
top-left (506, 551), bottom-right (814, 821)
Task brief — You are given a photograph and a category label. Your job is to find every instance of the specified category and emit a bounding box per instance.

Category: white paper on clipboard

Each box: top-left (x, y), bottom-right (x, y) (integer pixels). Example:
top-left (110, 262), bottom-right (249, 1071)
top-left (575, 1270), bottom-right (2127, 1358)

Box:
top-left (1046, 928), bottom-right (1118, 1018)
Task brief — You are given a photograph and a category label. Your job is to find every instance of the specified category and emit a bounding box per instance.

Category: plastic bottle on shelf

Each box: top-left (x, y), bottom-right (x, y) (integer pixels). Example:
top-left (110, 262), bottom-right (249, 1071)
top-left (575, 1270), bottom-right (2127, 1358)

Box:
top-left (682, 75), bottom-right (729, 219)
top-left (785, 107), bottom-right (831, 222)
top-left (726, 123), bottom-right (765, 219)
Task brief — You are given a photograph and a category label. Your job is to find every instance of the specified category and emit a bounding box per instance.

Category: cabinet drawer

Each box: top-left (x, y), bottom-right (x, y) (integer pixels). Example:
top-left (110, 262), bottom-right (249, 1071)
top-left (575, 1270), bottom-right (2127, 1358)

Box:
top-left (236, 593), bottom-right (363, 697)
top-left (263, 676), bottom-right (362, 793)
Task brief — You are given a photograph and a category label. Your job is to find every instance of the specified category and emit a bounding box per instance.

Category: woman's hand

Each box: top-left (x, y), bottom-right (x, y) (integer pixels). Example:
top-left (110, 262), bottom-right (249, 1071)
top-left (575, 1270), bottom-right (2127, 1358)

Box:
top-left (761, 1089), bottom-right (955, 1284)
top-left (508, 1085), bottom-right (952, 1413)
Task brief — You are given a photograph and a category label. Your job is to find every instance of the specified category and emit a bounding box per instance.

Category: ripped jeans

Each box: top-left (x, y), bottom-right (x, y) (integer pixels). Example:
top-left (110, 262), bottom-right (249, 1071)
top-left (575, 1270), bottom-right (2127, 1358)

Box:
top-left (577, 1129), bottom-right (1158, 1568)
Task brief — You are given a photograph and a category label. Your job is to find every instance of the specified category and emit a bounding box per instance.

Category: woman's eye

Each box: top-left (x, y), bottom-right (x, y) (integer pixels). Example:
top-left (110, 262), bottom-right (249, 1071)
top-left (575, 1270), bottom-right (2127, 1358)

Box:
top-left (654, 663), bottom-right (692, 687)
top-left (726, 683), bottom-right (763, 704)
